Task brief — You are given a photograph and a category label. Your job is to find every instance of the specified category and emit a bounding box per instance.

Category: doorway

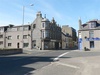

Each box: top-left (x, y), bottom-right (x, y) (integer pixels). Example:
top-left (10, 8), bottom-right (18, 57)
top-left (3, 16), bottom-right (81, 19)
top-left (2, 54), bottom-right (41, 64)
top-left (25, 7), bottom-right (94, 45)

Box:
top-left (55, 42), bottom-right (59, 49)
top-left (17, 43), bottom-right (20, 48)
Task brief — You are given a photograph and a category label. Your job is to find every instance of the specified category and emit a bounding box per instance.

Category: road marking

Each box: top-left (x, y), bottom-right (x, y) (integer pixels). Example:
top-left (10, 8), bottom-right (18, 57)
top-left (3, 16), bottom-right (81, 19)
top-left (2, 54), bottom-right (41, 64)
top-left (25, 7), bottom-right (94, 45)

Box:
top-left (53, 52), bottom-right (69, 61)
top-left (55, 62), bottom-right (80, 69)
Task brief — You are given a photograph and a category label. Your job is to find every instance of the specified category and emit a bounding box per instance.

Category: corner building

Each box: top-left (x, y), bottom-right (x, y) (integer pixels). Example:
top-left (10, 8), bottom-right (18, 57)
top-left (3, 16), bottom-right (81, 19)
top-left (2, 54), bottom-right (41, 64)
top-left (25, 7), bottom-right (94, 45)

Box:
top-left (78, 19), bottom-right (100, 50)
top-left (0, 11), bottom-right (61, 50)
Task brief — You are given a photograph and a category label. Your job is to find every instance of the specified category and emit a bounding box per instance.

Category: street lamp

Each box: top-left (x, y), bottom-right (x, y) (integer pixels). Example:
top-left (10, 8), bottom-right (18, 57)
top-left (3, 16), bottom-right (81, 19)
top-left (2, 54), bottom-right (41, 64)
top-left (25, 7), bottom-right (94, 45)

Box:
top-left (22, 4), bottom-right (34, 26)
top-left (22, 4), bottom-right (33, 49)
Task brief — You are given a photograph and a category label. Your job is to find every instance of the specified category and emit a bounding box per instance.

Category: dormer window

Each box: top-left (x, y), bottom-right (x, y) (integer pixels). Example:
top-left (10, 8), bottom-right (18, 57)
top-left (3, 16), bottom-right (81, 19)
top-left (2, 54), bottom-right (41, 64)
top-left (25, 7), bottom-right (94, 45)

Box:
top-left (91, 22), bottom-right (96, 28)
top-left (89, 22), bottom-right (96, 28)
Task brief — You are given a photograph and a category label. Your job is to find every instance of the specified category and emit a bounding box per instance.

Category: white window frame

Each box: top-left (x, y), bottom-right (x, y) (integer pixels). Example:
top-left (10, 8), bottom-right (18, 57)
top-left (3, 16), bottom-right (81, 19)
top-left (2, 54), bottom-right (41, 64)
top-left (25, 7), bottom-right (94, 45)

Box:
top-left (42, 23), bottom-right (45, 28)
top-left (23, 27), bottom-right (28, 31)
top-left (0, 41), bottom-right (3, 45)
top-left (8, 36), bottom-right (12, 40)
top-left (8, 43), bottom-right (12, 47)
top-left (17, 35), bottom-right (20, 39)
top-left (23, 35), bottom-right (28, 39)
top-left (0, 35), bottom-right (3, 38)
top-left (23, 43), bottom-right (29, 47)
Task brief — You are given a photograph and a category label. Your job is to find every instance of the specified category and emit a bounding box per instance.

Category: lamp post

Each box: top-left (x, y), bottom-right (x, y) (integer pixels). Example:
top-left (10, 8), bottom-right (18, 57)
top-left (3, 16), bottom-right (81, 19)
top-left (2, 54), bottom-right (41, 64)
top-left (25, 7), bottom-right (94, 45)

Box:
top-left (22, 4), bottom-right (33, 49)
top-left (22, 4), bottom-right (34, 25)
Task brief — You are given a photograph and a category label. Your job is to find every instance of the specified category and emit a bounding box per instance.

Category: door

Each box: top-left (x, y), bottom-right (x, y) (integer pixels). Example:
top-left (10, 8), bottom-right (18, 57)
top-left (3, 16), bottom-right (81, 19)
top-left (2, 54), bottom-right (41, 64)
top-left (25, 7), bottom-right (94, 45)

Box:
top-left (55, 42), bottom-right (59, 49)
top-left (17, 43), bottom-right (19, 48)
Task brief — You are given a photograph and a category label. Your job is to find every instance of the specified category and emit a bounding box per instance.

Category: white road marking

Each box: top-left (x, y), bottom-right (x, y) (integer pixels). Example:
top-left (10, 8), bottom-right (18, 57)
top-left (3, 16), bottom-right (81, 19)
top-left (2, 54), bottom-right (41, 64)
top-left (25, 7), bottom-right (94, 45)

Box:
top-left (53, 52), bottom-right (69, 61)
top-left (55, 62), bottom-right (80, 69)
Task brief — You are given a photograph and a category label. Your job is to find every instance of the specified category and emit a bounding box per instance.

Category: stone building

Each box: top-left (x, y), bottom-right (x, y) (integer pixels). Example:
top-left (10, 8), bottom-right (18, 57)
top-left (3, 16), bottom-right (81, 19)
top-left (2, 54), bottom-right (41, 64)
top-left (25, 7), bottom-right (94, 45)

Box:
top-left (0, 11), bottom-right (61, 50)
top-left (0, 24), bottom-right (31, 49)
top-left (62, 25), bottom-right (77, 49)
top-left (78, 19), bottom-right (100, 50)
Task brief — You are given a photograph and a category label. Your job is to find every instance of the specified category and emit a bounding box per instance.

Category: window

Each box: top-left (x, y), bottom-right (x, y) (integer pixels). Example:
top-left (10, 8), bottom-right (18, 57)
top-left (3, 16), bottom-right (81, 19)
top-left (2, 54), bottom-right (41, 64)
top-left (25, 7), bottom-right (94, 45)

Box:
top-left (23, 43), bottom-right (29, 47)
top-left (91, 22), bottom-right (96, 28)
top-left (33, 24), bottom-right (36, 28)
top-left (90, 41), bottom-right (94, 48)
top-left (0, 28), bottom-right (3, 32)
top-left (0, 41), bottom-right (3, 45)
top-left (17, 35), bottom-right (20, 39)
top-left (42, 23), bottom-right (45, 28)
top-left (17, 27), bottom-right (20, 31)
top-left (45, 31), bottom-right (49, 38)
top-left (8, 43), bottom-right (12, 47)
top-left (23, 27), bottom-right (28, 31)
top-left (89, 31), bottom-right (94, 38)
top-left (89, 22), bottom-right (96, 28)
top-left (7, 28), bottom-right (12, 32)
top-left (8, 36), bottom-right (12, 40)
top-left (32, 40), bottom-right (36, 48)
top-left (23, 35), bottom-right (28, 39)
top-left (0, 35), bottom-right (3, 38)
top-left (42, 31), bottom-right (45, 38)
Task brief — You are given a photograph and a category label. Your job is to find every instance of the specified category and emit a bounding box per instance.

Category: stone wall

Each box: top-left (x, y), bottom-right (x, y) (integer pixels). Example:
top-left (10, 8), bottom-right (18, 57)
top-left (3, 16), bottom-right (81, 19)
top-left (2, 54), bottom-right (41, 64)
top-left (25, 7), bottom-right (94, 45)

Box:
top-left (0, 48), bottom-right (23, 55)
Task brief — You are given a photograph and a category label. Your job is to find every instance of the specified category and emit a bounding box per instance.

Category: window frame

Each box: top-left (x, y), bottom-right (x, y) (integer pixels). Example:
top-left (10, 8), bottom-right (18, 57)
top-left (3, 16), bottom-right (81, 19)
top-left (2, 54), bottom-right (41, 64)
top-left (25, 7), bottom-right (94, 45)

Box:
top-left (42, 23), bottom-right (45, 28)
top-left (17, 35), bottom-right (20, 39)
top-left (0, 41), bottom-right (3, 45)
top-left (8, 43), bottom-right (12, 47)
top-left (33, 24), bottom-right (36, 28)
top-left (23, 35), bottom-right (28, 39)
top-left (90, 41), bottom-right (94, 48)
top-left (89, 31), bottom-right (94, 38)
top-left (23, 27), bottom-right (28, 31)
top-left (8, 36), bottom-right (12, 40)
top-left (23, 43), bottom-right (29, 47)
top-left (0, 35), bottom-right (3, 38)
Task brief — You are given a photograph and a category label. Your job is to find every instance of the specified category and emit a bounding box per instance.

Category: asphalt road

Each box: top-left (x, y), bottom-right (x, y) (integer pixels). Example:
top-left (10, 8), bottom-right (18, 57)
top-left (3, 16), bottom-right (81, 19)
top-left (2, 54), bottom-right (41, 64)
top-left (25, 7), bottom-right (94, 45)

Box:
top-left (1, 50), bottom-right (100, 75)
top-left (0, 50), bottom-right (70, 75)
top-left (33, 50), bottom-right (100, 75)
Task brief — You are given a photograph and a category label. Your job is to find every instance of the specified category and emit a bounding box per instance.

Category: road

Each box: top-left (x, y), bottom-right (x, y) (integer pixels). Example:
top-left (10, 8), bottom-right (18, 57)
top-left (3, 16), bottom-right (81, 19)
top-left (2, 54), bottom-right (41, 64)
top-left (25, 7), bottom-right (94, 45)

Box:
top-left (1, 50), bottom-right (100, 75)
top-left (0, 50), bottom-right (70, 75)
top-left (33, 50), bottom-right (100, 75)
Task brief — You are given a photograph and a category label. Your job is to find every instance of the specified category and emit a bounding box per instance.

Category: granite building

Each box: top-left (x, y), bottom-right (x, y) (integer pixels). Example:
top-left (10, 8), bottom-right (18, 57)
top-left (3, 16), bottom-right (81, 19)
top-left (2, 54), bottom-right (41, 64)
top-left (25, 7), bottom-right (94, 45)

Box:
top-left (78, 19), bottom-right (100, 50)
top-left (62, 25), bottom-right (77, 49)
top-left (0, 11), bottom-right (61, 50)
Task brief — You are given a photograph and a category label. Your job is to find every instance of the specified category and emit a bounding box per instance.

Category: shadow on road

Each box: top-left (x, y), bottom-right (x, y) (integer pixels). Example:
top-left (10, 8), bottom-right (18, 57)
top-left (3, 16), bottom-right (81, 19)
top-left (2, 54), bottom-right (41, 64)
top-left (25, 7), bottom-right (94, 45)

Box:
top-left (0, 56), bottom-right (55, 75)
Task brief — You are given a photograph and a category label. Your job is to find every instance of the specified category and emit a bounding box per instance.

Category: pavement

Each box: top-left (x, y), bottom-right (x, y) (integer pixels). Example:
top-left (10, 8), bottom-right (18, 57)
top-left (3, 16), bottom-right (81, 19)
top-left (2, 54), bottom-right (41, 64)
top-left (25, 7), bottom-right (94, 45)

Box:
top-left (33, 50), bottom-right (100, 75)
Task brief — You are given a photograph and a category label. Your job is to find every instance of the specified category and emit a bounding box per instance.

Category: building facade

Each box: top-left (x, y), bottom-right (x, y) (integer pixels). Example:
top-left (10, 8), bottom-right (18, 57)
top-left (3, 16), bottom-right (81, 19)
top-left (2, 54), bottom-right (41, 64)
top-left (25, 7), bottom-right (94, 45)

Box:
top-left (31, 11), bottom-right (62, 50)
top-left (0, 24), bottom-right (32, 49)
top-left (78, 19), bottom-right (100, 50)
top-left (62, 25), bottom-right (77, 49)
top-left (0, 11), bottom-right (61, 50)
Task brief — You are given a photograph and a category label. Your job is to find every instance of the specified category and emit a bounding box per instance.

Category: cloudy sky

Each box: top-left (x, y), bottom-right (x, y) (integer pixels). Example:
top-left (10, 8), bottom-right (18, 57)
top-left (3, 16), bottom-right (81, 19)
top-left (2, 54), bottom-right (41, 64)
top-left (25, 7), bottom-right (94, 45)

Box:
top-left (0, 0), bottom-right (100, 31)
